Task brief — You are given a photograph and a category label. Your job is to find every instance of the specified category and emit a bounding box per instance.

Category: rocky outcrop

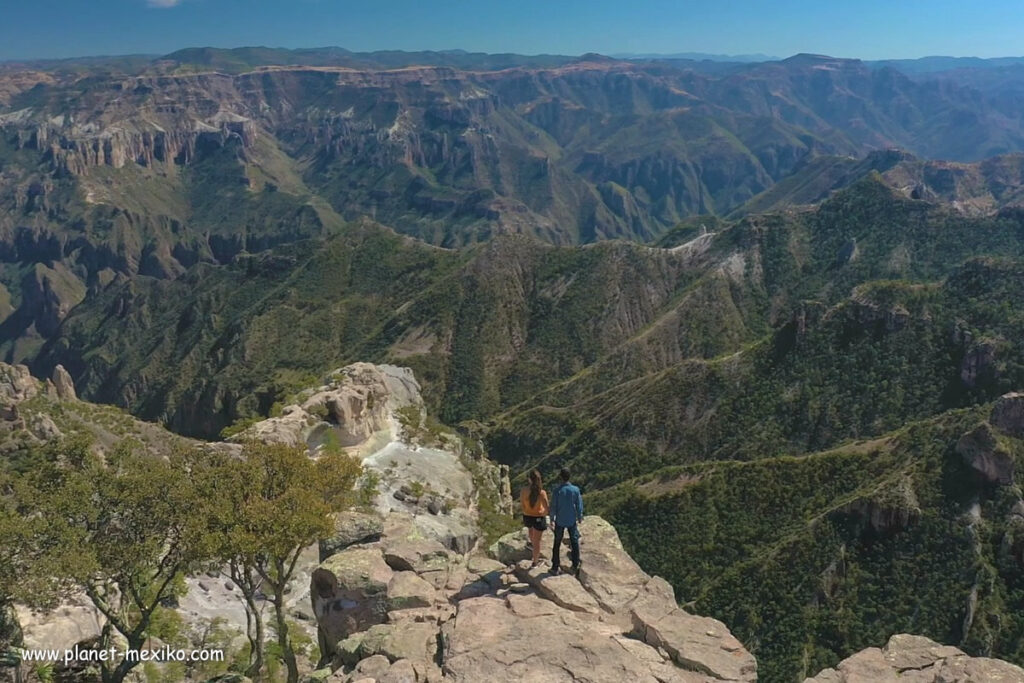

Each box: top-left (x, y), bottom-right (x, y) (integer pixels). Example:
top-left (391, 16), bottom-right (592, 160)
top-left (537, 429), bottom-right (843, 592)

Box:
top-left (958, 423), bottom-right (1015, 485)
top-left (312, 547), bottom-right (395, 655)
top-left (992, 393), bottom-right (1024, 439)
top-left (850, 298), bottom-right (910, 333)
top-left (960, 340), bottom-right (999, 388)
top-left (0, 364), bottom-right (38, 404)
top-left (312, 513), bottom-right (757, 683)
top-left (956, 395), bottom-right (1024, 487)
top-left (834, 479), bottom-right (921, 534)
top-left (233, 364), bottom-right (424, 451)
top-left (50, 364), bottom-right (76, 401)
top-left (0, 363), bottom-right (65, 444)
top-left (805, 633), bottom-right (1024, 682)
top-left (14, 595), bottom-right (103, 656)
top-left (20, 263), bottom-right (87, 338)
top-left (321, 510), bottom-right (386, 561)
top-left (13, 107), bottom-right (258, 176)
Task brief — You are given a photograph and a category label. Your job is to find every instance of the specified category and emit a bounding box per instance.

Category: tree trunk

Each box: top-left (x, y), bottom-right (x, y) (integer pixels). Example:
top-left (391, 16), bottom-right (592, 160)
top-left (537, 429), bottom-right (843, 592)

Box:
top-left (245, 592), bottom-right (265, 680)
top-left (273, 589), bottom-right (298, 683)
top-left (108, 633), bottom-right (145, 683)
top-left (234, 563), bottom-right (265, 680)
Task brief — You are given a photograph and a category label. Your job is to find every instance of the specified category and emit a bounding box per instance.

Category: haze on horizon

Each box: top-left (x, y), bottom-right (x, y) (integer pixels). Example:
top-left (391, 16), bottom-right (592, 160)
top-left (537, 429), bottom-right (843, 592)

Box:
top-left (1, 0), bottom-right (1023, 63)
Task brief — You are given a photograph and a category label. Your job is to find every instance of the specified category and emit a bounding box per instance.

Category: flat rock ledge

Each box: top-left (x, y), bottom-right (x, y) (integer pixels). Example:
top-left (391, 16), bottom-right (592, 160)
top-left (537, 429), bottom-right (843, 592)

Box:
top-left (310, 515), bottom-right (757, 683)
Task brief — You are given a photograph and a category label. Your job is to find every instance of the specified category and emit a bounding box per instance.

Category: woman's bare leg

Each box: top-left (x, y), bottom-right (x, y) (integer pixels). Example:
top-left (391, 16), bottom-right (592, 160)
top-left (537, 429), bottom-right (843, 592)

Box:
top-left (529, 527), bottom-right (542, 564)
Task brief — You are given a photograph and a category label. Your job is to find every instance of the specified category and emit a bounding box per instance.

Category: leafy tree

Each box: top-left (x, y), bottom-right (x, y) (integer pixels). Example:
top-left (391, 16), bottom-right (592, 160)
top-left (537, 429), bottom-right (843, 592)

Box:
top-left (12, 438), bottom-right (215, 683)
top-left (200, 441), bottom-right (363, 683)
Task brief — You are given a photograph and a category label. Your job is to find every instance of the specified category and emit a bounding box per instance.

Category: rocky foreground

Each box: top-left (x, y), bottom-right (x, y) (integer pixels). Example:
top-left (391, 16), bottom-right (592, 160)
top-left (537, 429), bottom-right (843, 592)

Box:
top-left (4, 362), bottom-right (1024, 682)
top-left (311, 513), bottom-right (757, 683)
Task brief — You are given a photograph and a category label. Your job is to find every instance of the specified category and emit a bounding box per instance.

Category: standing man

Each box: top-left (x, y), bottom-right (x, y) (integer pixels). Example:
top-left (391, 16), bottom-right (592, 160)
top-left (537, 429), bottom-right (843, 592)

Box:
top-left (550, 467), bottom-right (583, 577)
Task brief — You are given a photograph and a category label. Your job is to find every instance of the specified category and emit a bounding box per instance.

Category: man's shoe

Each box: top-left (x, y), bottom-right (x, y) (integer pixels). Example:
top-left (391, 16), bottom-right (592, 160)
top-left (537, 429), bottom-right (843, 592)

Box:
top-left (550, 567), bottom-right (560, 576)
top-left (572, 564), bottom-right (582, 578)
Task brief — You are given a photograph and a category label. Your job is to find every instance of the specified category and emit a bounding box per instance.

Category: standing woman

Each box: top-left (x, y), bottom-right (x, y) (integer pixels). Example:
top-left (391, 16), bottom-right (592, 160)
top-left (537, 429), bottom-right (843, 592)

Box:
top-left (520, 469), bottom-right (550, 568)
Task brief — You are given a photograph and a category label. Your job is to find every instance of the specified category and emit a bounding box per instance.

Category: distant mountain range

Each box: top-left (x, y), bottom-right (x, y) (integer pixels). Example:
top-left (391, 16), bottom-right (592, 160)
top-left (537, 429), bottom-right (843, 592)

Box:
top-left (5, 48), bottom-right (1024, 368)
top-left (612, 51), bottom-right (779, 62)
top-left (5, 46), bottom-right (1024, 76)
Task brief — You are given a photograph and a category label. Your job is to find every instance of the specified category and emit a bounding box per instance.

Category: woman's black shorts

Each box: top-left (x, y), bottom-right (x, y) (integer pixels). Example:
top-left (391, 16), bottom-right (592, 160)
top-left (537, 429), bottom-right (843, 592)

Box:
top-left (523, 515), bottom-right (548, 531)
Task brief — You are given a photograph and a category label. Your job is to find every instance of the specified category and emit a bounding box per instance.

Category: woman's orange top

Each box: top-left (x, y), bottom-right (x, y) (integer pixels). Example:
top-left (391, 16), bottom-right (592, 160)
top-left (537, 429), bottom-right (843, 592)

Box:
top-left (520, 487), bottom-right (549, 517)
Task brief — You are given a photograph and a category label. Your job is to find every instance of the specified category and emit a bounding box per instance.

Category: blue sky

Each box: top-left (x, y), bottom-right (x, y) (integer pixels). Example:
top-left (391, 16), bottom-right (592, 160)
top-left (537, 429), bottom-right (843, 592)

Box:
top-left (0, 0), bottom-right (1021, 62)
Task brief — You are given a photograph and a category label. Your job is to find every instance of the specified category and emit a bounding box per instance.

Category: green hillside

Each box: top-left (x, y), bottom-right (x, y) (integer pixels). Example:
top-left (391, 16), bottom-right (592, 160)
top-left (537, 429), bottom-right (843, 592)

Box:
top-left (596, 404), bottom-right (1024, 681)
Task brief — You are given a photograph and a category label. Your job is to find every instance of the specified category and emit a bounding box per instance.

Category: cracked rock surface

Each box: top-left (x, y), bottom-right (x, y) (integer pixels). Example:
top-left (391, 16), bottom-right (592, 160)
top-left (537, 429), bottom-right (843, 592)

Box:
top-left (315, 513), bottom-right (757, 683)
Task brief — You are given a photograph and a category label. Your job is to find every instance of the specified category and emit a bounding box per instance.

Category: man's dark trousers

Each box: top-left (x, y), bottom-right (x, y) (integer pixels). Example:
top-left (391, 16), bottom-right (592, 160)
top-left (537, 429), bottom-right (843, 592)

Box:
top-left (552, 524), bottom-right (580, 572)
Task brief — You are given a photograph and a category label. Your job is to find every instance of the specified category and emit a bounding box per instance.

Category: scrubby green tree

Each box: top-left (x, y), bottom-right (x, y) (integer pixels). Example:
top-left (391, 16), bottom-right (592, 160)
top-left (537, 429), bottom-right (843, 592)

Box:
top-left (12, 438), bottom-right (215, 683)
top-left (201, 441), bottom-right (363, 683)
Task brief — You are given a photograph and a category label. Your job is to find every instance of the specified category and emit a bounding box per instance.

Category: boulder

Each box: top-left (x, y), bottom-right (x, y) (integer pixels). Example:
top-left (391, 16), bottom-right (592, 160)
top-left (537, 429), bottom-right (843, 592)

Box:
top-left (335, 632), bottom-right (366, 668)
top-left (487, 527), bottom-right (536, 565)
top-left (466, 556), bottom-right (505, 575)
top-left (0, 364), bottom-right (38, 403)
top-left (51, 364), bottom-right (76, 400)
top-left (354, 653), bottom-right (392, 678)
top-left (957, 423), bottom-right (1015, 485)
top-left (311, 547), bottom-right (393, 658)
top-left (383, 536), bottom-right (452, 576)
top-left (15, 596), bottom-right (103, 654)
top-left (992, 392), bottom-right (1024, 438)
top-left (805, 633), bottom-right (1024, 682)
top-left (387, 571), bottom-right (437, 611)
top-left (379, 658), bottom-right (418, 683)
top-left (505, 593), bottom-right (559, 619)
top-left (514, 563), bottom-right (601, 615)
top-left (27, 413), bottom-right (62, 441)
top-left (320, 510), bottom-right (385, 561)
top-left (378, 658), bottom-right (442, 683)
top-left (357, 622), bottom-right (438, 663)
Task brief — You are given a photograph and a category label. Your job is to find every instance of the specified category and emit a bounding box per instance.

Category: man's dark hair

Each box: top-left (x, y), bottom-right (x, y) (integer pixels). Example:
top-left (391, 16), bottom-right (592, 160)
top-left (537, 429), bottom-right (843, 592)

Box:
top-left (560, 467), bottom-right (571, 482)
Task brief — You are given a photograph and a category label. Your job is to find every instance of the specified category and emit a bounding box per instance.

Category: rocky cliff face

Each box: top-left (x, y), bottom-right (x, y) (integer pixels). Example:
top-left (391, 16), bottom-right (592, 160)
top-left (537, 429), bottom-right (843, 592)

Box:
top-left (7, 53), bottom-right (1020, 256)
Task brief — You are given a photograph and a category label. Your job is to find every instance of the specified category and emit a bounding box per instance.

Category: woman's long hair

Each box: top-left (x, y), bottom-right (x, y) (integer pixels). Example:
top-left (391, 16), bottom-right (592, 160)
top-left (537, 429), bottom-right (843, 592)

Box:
top-left (528, 469), bottom-right (543, 507)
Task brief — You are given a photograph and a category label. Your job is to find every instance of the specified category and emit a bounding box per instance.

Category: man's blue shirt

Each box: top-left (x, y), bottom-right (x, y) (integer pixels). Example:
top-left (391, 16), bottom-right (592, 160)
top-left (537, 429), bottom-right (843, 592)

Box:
top-left (550, 482), bottom-right (583, 528)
